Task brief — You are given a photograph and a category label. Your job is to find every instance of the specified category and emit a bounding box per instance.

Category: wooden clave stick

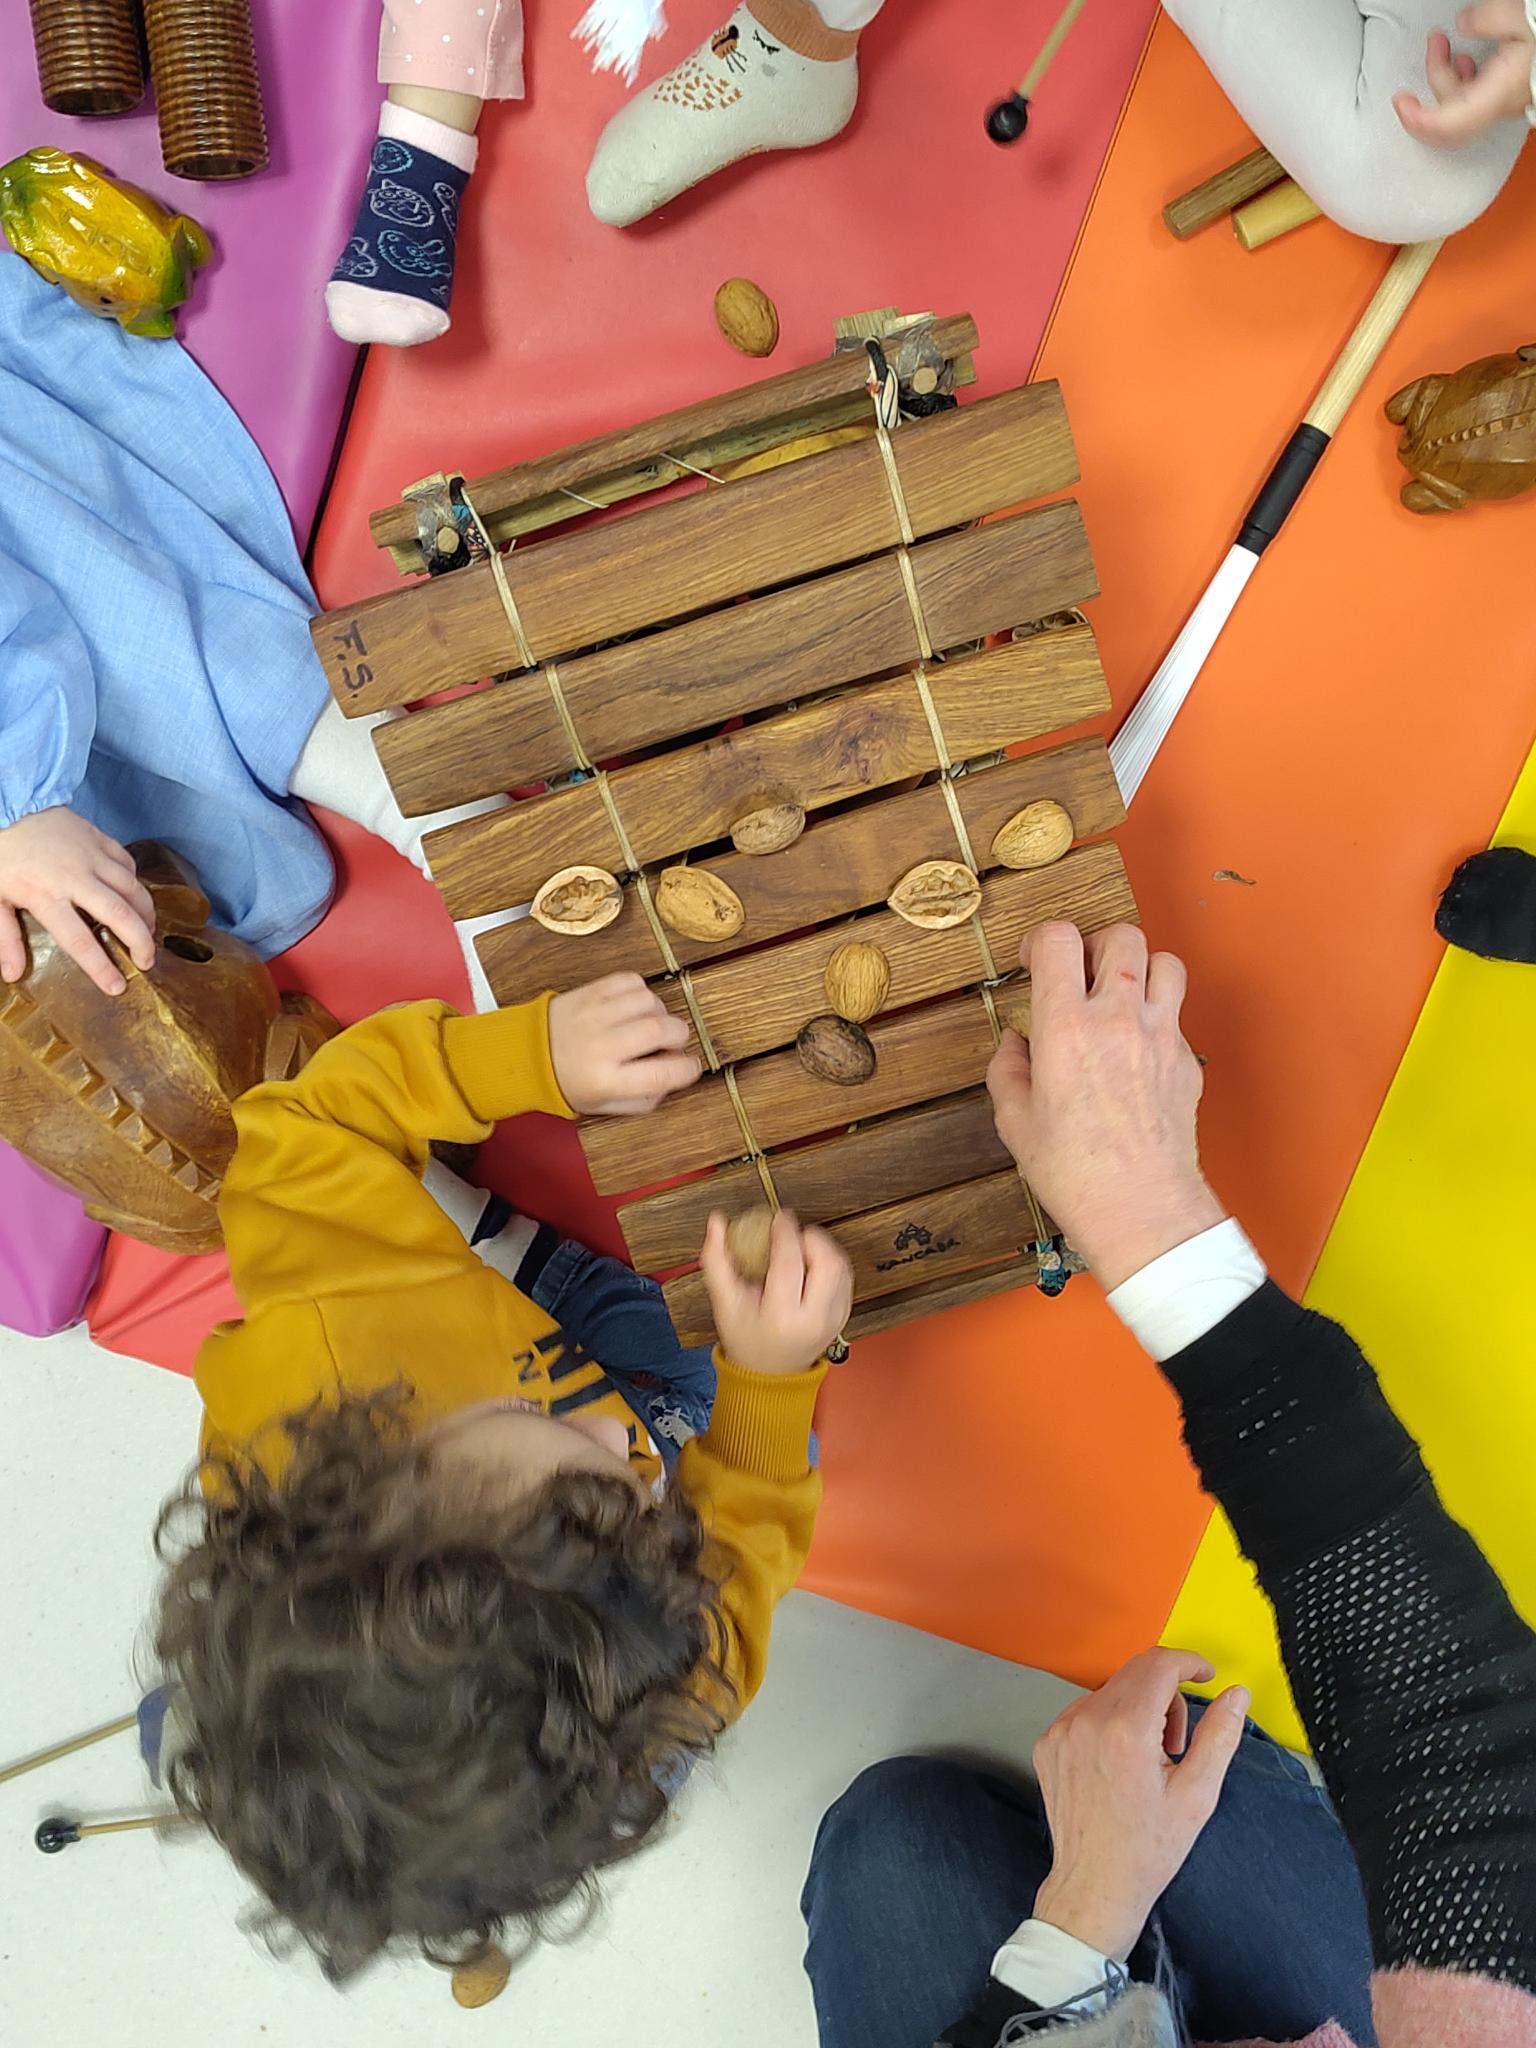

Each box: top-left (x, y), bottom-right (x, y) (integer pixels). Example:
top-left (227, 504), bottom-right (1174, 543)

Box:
top-left (373, 501), bottom-right (1098, 814)
top-left (477, 737), bottom-right (1124, 1003)
top-left (618, 1087), bottom-right (1007, 1271)
top-left (312, 383), bottom-right (1080, 718)
top-left (1233, 179), bottom-right (1322, 251)
top-left (655, 839), bottom-right (1132, 1068)
top-left (662, 1169), bottom-right (1037, 1337)
top-left (429, 625), bottom-right (1108, 920)
top-left (368, 313), bottom-right (981, 565)
top-left (1163, 145), bottom-right (1286, 238)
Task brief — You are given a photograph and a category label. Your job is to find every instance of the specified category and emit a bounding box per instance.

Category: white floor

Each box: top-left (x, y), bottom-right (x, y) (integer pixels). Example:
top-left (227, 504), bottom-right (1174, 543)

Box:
top-left (0, 1323), bottom-right (1079, 2048)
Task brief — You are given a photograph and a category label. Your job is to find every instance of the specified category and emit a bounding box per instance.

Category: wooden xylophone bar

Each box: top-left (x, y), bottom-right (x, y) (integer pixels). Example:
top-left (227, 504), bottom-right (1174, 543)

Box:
top-left (368, 313), bottom-right (982, 566)
top-left (374, 500), bottom-right (1097, 815)
top-left (312, 382), bottom-right (1079, 716)
top-left (476, 734), bottom-right (1123, 1003)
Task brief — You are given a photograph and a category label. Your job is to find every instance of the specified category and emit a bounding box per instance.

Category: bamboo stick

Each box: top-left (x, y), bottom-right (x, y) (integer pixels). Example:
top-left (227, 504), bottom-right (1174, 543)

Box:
top-left (373, 501), bottom-right (1098, 813)
top-left (477, 738), bottom-right (1124, 1004)
top-left (618, 1087), bottom-right (1007, 1271)
top-left (312, 383), bottom-right (1080, 718)
top-left (1163, 145), bottom-right (1286, 238)
top-left (651, 839), bottom-right (1129, 1069)
top-left (368, 314), bottom-right (981, 565)
top-left (0, 1712), bottom-right (137, 1785)
top-left (429, 626), bottom-right (1108, 921)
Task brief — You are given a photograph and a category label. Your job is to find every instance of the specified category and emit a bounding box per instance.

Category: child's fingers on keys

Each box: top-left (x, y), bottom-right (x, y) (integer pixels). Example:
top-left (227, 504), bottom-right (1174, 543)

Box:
top-left (623, 1048), bottom-right (701, 1098)
top-left (0, 905), bottom-right (25, 984)
top-left (593, 970), bottom-right (663, 1016)
top-left (613, 1010), bottom-right (691, 1057)
top-left (762, 1209), bottom-right (808, 1318)
top-left (701, 1211), bottom-right (761, 1314)
top-left (801, 1225), bottom-right (853, 1322)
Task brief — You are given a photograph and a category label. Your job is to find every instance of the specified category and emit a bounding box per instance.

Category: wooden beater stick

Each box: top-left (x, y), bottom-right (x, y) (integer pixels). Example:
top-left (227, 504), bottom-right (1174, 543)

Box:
top-left (34, 1811), bottom-right (190, 1852)
top-left (0, 1711), bottom-right (137, 1784)
top-left (1110, 238), bottom-right (1444, 803)
top-left (986, 0), bottom-right (1091, 143)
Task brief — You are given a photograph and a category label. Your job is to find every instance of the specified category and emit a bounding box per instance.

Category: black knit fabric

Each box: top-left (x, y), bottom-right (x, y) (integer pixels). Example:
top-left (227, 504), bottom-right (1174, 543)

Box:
top-left (1162, 1283), bottom-right (1536, 1994)
top-left (1436, 845), bottom-right (1536, 963)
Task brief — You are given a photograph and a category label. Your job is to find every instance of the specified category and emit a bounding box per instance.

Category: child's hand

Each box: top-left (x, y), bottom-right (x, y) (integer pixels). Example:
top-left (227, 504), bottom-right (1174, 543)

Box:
top-left (1394, 5), bottom-right (1534, 146)
top-left (549, 972), bottom-right (701, 1115)
top-left (0, 808), bottom-right (156, 999)
top-left (700, 1207), bottom-right (853, 1374)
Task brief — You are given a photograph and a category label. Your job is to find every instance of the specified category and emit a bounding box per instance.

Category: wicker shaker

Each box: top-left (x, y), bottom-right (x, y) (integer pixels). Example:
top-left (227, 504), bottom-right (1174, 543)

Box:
top-left (28, 0), bottom-right (146, 116)
top-left (142, 0), bottom-right (269, 181)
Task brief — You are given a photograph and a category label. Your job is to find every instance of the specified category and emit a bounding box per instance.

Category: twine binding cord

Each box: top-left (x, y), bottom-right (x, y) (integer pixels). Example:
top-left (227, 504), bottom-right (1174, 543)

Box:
top-left (864, 347), bottom-right (1067, 1293)
top-left (457, 485), bottom-right (780, 1211)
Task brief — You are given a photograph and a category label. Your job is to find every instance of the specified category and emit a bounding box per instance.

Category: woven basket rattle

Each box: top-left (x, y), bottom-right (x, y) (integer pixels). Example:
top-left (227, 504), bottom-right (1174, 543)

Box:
top-left (142, 0), bottom-right (269, 181)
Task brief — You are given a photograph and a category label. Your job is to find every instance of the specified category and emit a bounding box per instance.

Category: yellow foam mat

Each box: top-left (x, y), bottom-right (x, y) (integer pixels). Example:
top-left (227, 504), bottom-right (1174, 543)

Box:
top-left (1166, 748), bottom-right (1536, 1747)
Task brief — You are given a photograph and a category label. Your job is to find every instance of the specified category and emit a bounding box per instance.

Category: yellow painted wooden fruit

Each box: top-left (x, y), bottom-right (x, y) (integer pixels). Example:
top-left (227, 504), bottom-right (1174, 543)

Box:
top-left (0, 148), bottom-right (211, 337)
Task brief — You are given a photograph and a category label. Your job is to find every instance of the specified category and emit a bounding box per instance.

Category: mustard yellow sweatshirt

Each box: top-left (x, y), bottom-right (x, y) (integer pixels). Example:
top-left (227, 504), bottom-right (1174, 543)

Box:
top-left (195, 996), bottom-right (825, 1713)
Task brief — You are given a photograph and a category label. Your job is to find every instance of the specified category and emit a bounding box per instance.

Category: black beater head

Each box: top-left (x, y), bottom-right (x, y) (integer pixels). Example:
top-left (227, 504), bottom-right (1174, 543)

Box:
top-left (35, 1815), bottom-right (83, 1854)
top-left (986, 92), bottom-right (1030, 144)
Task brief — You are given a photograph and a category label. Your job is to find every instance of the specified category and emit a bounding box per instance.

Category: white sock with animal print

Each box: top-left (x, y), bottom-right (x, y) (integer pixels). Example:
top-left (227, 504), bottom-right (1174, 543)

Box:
top-left (585, 0), bottom-right (867, 229)
top-left (326, 102), bottom-right (478, 348)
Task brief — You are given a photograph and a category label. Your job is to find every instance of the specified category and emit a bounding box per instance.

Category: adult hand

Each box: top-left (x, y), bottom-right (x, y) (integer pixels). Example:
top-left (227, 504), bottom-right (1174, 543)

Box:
top-left (1032, 1648), bottom-right (1251, 1962)
top-left (549, 971), bottom-right (701, 1115)
top-left (985, 922), bottom-right (1226, 1292)
top-left (1394, 5), bottom-right (1534, 146)
top-left (0, 807), bottom-right (156, 998)
top-left (700, 1206), bottom-right (853, 1375)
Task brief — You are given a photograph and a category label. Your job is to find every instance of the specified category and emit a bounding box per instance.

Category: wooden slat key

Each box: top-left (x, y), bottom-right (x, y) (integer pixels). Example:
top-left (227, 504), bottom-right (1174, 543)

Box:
top-left (311, 383), bottom-right (1080, 718)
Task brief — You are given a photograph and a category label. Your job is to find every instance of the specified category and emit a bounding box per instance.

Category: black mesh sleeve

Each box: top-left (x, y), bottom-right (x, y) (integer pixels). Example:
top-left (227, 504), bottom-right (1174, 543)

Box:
top-left (1160, 1283), bottom-right (1536, 1993)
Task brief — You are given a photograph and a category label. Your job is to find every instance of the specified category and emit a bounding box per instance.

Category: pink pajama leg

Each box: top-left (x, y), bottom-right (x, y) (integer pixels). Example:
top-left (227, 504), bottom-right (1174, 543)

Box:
top-left (379, 0), bottom-right (526, 101)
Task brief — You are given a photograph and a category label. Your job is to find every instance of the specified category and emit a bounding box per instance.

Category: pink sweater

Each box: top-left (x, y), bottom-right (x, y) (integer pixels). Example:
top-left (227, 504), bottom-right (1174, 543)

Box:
top-left (1236, 1968), bottom-right (1536, 2048)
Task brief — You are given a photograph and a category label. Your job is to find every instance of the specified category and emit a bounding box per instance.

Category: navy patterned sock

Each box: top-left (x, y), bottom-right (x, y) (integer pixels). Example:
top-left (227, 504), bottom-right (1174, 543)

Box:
top-left (326, 105), bottom-right (476, 347)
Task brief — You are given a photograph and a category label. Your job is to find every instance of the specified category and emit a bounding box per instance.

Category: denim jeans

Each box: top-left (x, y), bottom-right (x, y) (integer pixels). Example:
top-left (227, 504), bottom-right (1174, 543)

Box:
top-left (801, 1702), bottom-right (1378, 2048)
top-left (525, 1234), bottom-right (717, 1471)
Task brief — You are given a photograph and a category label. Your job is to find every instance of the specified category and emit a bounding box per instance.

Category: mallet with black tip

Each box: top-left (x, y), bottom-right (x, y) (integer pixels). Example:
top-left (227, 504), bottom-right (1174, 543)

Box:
top-left (986, 0), bottom-right (1090, 142)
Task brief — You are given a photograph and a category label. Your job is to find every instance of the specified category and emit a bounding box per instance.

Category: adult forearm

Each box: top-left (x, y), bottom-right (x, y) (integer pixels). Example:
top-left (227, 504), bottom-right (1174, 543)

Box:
top-left (1158, 1283), bottom-right (1536, 1991)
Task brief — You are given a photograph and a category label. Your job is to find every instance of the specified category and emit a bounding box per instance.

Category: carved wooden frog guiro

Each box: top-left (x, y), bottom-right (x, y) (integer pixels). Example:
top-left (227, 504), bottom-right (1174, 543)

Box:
top-left (1385, 346), bottom-right (1536, 514)
top-left (0, 844), bottom-right (335, 1253)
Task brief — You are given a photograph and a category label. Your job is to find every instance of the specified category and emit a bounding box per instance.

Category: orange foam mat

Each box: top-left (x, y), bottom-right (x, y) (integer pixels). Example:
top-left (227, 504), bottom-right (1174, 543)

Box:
top-left (807, 18), bottom-right (1536, 1682)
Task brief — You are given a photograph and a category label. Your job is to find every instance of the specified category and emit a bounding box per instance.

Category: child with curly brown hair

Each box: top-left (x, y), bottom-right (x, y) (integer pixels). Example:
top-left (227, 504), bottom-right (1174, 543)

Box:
top-left (150, 969), bottom-right (852, 1985)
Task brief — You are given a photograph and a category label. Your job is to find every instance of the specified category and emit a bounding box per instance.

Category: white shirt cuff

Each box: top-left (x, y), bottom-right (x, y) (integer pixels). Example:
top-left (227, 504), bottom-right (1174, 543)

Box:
top-left (991, 1919), bottom-right (1124, 2016)
top-left (1105, 1217), bottom-right (1266, 1362)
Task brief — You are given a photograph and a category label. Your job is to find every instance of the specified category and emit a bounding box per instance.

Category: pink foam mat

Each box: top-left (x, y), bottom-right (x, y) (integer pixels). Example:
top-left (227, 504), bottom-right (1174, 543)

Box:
top-left (2, 0), bottom-right (385, 1333)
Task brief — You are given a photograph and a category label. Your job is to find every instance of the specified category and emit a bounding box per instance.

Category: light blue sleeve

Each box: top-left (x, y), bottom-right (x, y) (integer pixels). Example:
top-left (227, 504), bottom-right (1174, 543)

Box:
top-left (0, 552), bottom-right (97, 830)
